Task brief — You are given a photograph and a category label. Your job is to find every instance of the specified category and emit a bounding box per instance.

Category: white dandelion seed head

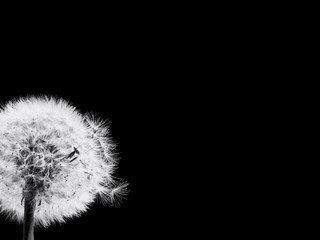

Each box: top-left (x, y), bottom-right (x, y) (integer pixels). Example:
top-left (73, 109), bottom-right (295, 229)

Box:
top-left (0, 96), bottom-right (128, 227)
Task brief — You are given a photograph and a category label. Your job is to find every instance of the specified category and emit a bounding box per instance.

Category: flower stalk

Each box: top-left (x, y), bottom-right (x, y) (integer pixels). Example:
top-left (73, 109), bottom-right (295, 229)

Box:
top-left (23, 190), bottom-right (36, 240)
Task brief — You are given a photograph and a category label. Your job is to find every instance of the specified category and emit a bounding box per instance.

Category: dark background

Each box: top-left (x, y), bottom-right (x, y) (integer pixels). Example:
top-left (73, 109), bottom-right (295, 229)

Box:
top-left (0, 11), bottom-right (188, 237)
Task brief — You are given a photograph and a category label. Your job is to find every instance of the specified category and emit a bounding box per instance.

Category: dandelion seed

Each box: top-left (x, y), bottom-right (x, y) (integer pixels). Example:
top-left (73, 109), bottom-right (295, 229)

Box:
top-left (110, 182), bottom-right (130, 207)
top-left (0, 96), bottom-right (128, 238)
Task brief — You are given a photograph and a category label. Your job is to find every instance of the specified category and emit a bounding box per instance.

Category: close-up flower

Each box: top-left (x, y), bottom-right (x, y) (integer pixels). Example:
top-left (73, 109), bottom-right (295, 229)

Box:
top-left (0, 96), bottom-right (128, 239)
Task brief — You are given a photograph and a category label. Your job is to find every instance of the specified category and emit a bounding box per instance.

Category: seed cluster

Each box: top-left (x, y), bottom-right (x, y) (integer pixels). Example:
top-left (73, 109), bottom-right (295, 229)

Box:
top-left (18, 138), bottom-right (67, 195)
top-left (0, 96), bottom-right (128, 227)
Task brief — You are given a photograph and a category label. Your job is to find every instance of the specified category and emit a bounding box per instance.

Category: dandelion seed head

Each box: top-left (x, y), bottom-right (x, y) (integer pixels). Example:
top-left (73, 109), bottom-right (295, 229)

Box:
top-left (0, 96), bottom-right (127, 227)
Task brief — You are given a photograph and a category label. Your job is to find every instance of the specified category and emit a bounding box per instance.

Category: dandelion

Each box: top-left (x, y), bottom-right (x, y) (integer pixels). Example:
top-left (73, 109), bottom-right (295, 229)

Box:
top-left (0, 96), bottom-right (128, 240)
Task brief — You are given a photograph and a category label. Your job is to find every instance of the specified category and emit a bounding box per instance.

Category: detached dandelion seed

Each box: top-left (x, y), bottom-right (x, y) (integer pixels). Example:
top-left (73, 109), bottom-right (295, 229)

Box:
top-left (0, 96), bottom-right (128, 240)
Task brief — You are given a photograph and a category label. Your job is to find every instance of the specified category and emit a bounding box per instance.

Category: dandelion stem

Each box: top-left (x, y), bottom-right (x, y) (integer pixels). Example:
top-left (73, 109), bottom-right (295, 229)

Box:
top-left (23, 191), bottom-right (36, 240)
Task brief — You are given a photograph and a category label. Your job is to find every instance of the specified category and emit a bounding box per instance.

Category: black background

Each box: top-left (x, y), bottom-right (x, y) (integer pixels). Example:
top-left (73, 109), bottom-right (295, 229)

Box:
top-left (0, 11), bottom-right (188, 237)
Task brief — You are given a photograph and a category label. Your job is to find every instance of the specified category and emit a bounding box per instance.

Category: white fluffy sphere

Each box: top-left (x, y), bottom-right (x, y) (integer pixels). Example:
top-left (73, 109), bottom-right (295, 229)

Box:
top-left (0, 96), bottom-right (127, 227)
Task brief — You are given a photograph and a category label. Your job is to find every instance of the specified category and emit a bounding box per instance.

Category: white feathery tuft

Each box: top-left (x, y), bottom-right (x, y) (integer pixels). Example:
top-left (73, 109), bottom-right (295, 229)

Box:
top-left (0, 96), bottom-right (128, 227)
